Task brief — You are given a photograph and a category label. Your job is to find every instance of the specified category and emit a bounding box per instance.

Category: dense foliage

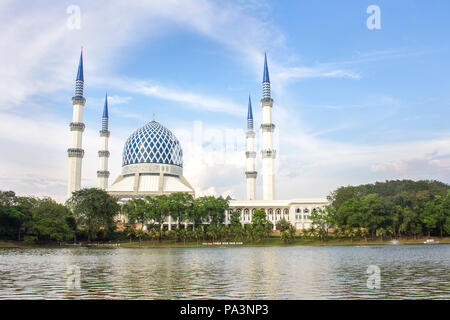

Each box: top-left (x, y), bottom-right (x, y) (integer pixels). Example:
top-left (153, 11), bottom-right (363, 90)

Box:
top-left (322, 180), bottom-right (450, 239)
top-left (2, 179), bottom-right (449, 245)
top-left (67, 188), bottom-right (120, 242)
top-left (0, 191), bottom-right (75, 244)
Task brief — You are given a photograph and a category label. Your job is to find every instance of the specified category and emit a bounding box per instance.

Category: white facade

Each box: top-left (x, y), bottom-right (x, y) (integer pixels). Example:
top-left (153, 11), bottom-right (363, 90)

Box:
top-left (67, 52), bottom-right (85, 199)
top-left (228, 199), bottom-right (328, 230)
top-left (260, 98), bottom-right (275, 201)
top-left (97, 132), bottom-right (110, 189)
top-left (245, 133), bottom-right (257, 200)
top-left (67, 97), bottom-right (85, 197)
top-left (97, 95), bottom-right (110, 190)
top-left (260, 53), bottom-right (276, 200)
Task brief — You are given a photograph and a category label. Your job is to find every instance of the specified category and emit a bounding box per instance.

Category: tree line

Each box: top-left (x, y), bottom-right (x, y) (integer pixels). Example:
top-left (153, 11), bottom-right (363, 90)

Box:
top-left (121, 193), bottom-right (283, 244)
top-left (310, 180), bottom-right (450, 240)
top-left (1, 179), bottom-right (449, 245)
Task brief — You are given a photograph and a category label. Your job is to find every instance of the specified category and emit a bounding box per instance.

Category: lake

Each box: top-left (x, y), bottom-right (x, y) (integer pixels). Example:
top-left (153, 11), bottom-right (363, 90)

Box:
top-left (0, 244), bottom-right (449, 299)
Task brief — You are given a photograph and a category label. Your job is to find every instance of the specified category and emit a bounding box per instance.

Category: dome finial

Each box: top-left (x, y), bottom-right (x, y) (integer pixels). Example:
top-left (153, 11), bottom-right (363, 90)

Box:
top-left (152, 113), bottom-right (156, 121)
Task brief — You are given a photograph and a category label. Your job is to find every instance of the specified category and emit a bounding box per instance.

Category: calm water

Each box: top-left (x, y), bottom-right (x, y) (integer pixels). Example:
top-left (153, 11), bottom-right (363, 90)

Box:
top-left (0, 244), bottom-right (449, 299)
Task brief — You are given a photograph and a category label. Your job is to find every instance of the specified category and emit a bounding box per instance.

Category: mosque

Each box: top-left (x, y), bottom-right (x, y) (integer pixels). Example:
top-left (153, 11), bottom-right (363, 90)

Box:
top-left (67, 51), bottom-right (327, 230)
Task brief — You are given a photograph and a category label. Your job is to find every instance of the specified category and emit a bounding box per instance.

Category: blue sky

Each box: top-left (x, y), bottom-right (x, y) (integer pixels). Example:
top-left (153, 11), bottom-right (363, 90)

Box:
top-left (0, 0), bottom-right (449, 202)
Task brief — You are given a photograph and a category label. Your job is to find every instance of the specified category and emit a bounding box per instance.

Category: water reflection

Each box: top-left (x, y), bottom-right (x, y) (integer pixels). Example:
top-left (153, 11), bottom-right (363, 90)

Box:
top-left (0, 245), bottom-right (449, 299)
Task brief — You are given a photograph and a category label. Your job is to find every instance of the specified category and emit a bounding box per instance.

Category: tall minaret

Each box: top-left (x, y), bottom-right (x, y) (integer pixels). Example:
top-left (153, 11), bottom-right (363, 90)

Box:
top-left (260, 52), bottom-right (276, 200)
top-left (97, 93), bottom-right (110, 190)
top-left (245, 95), bottom-right (257, 200)
top-left (67, 50), bottom-right (86, 198)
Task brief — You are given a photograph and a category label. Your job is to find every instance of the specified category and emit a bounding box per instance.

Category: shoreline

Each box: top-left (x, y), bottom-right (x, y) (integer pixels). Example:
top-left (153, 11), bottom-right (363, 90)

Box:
top-left (1, 237), bottom-right (449, 249)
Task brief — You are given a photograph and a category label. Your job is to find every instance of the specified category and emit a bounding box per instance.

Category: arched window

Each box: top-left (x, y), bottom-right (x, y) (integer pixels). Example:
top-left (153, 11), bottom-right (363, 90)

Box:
top-left (276, 209), bottom-right (281, 215)
top-left (296, 208), bottom-right (300, 213)
top-left (244, 209), bottom-right (249, 215)
top-left (268, 209), bottom-right (273, 215)
top-left (303, 208), bottom-right (309, 213)
top-left (252, 209), bottom-right (256, 214)
top-left (284, 209), bottom-right (289, 215)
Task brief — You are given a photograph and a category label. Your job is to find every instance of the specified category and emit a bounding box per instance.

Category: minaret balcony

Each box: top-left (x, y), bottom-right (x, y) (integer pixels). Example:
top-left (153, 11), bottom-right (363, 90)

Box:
top-left (99, 130), bottom-right (110, 137)
top-left (245, 171), bottom-right (257, 179)
top-left (261, 149), bottom-right (276, 159)
top-left (72, 96), bottom-right (86, 106)
top-left (246, 131), bottom-right (255, 138)
top-left (97, 170), bottom-right (110, 178)
top-left (98, 150), bottom-right (110, 157)
top-left (260, 123), bottom-right (275, 132)
top-left (245, 151), bottom-right (256, 158)
top-left (70, 122), bottom-right (85, 132)
top-left (67, 148), bottom-right (85, 158)
top-left (260, 98), bottom-right (273, 107)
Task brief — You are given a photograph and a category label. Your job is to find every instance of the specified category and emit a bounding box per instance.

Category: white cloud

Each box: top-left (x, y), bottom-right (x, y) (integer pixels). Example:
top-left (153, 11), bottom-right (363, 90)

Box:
top-left (276, 66), bottom-right (361, 82)
top-left (108, 79), bottom-right (245, 116)
top-left (108, 95), bottom-right (132, 105)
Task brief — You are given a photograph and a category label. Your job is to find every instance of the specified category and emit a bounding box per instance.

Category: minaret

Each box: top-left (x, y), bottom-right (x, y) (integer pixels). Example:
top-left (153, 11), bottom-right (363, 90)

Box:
top-left (67, 50), bottom-right (86, 198)
top-left (245, 95), bottom-right (257, 200)
top-left (260, 52), bottom-right (276, 200)
top-left (97, 93), bottom-right (110, 189)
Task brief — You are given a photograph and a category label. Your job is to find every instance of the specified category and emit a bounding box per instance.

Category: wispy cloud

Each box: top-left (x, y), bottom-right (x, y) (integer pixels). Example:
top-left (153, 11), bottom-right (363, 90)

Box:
top-left (104, 78), bottom-right (245, 116)
top-left (276, 65), bottom-right (361, 82)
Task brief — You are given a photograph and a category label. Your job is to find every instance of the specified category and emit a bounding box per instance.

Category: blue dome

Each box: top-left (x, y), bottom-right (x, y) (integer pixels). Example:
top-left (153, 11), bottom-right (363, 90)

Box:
top-left (122, 121), bottom-right (183, 167)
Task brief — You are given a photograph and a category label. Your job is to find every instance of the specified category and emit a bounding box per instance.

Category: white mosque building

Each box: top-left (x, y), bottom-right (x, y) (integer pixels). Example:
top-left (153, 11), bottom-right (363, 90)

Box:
top-left (67, 50), bottom-right (327, 230)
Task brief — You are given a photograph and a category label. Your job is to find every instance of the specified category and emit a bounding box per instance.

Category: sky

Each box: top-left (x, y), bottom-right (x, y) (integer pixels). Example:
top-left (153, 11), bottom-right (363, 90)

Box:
top-left (0, 0), bottom-right (449, 203)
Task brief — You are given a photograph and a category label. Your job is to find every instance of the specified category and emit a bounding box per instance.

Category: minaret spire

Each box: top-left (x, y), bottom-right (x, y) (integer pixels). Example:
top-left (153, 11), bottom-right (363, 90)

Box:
top-left (260, 52), bottom-right (276, 200)
top-left (67, 49), bottom-right (86, 198)
top-left (245, 94), bottom-right (257, 200)
top-left (98, 92), bottom-right (110, 190)
top-left (262, 52), bottom-right (271, 99)
top-left (75, 50), bottom-right (84, 97)
top-left (102, 92), bottom-right (109, 131)
top-left (247, 94), bottom-right (253, 130)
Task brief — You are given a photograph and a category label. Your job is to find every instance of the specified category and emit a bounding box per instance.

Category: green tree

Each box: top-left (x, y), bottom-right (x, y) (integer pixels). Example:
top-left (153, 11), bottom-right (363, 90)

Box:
top-left (310, 207), bottom-right (331, 240)
top-left (281, 225), bottom-right (296, 243)
top-left (334, 198), bottom-right (362, 229)
top-left (123, 198), bottom-right (150, 231)
top-left (251, 209), bottom-right (270, 242)
top-left (169, 192), bottom-right (193, 228)
top-left (146, 195), bottom-right (170, 241)
top-left (420, 200), bottom-right (439, 237)
top-left (67, 188), bottom-right (119, 242)
top-left (360, 194), bottom-right (387, 239)
top-left (123, 198), bottom-right (151, 243)
top-left (193, 226), bottom-right (204, 245)
top-left (0, 191), bottom-right (32, 240)
top-left (275, 218), bottom-right (290, 232)
top-left (25, 198), bottom-right (75, 243)
top-left (187, 198), bottom-right (206, 228)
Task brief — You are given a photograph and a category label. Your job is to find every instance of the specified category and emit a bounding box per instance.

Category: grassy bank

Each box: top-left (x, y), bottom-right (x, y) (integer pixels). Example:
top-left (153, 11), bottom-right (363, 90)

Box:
top-left (119, 236), bottom-right (450, 248)
top-left (2, 237), bottom-right (449, 249)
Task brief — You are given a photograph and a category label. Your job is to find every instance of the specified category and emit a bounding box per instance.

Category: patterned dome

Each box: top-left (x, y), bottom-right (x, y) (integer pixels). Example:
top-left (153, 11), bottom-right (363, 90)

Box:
top-left (122, 121), bottom-right (183, 167)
